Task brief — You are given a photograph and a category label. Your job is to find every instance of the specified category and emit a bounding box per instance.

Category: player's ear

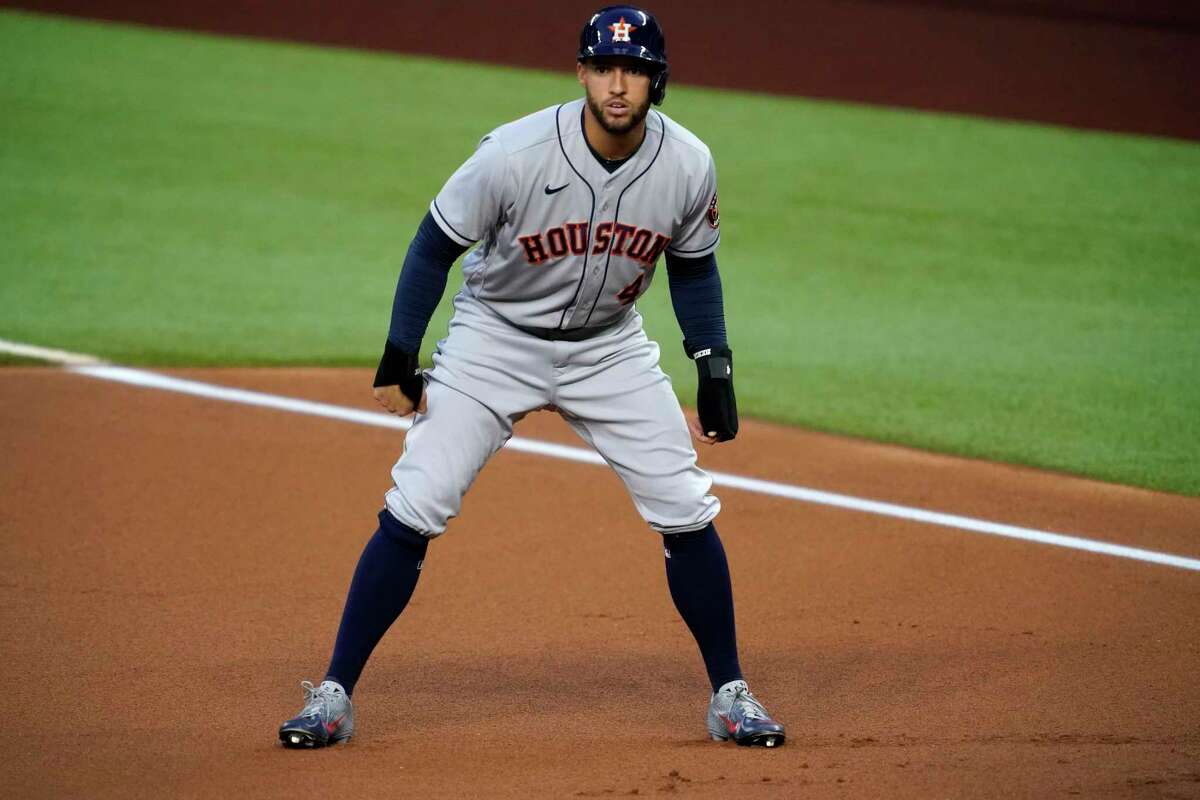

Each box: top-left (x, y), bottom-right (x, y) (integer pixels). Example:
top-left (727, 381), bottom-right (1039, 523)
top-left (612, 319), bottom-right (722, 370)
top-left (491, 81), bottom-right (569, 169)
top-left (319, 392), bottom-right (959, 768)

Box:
top-left (576, 61), bottom-right (587, 86)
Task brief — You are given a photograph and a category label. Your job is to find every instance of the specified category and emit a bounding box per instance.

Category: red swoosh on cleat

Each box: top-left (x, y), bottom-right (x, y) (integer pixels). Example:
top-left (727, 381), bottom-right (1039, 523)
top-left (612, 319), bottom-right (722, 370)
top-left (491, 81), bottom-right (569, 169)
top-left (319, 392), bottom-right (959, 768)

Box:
top-left (324, 715), bottom-right (345, 735)
top-left (719, 713), bottom-right (738, 734)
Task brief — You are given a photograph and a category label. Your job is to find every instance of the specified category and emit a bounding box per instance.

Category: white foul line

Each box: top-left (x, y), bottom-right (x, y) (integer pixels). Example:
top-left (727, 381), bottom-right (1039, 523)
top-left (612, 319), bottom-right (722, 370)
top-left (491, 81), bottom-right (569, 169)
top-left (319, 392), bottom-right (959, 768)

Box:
top-left (0, 339), bottom-right (104, 366)
top-left (67, 365), bottom-right (1200, 572)
top-left (3, 338), bottom-right (1197, 572)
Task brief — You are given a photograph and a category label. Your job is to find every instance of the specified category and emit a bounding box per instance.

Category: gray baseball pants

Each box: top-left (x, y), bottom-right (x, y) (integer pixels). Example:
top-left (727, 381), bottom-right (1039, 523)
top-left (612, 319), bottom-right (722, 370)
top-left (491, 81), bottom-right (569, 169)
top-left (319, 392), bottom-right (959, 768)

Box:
top-left (384, 291), bottom-right (720, 537)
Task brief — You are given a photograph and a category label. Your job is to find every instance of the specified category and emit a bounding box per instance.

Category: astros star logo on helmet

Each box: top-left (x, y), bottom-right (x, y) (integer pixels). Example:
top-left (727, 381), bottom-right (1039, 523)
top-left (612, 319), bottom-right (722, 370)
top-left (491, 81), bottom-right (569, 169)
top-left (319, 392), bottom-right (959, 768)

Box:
top-left (609, 17), bottom-right (637, 42)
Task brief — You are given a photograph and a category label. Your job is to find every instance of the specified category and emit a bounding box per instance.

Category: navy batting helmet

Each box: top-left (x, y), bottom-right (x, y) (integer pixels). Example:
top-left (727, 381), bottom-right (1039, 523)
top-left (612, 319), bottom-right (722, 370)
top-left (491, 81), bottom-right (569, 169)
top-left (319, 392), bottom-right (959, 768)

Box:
top-left (577, 6), bottom-right (669, 105)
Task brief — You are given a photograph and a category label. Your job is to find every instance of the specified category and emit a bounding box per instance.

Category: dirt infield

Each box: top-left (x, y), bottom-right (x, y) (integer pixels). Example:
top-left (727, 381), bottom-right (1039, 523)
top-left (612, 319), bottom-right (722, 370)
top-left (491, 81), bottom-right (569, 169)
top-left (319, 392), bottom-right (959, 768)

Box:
top-left (3, 366), bottom-right (1199, 798)
top-left (5, 0), bottom-right (1199, 140)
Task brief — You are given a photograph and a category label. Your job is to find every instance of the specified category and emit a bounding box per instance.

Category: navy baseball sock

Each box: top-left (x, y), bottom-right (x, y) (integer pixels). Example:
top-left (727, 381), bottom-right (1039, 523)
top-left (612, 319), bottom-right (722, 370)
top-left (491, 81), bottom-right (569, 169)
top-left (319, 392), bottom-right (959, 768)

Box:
top-left (663, 523), bottom-right (744, 692)
top-left (324, 510), bottom-right (429, 696)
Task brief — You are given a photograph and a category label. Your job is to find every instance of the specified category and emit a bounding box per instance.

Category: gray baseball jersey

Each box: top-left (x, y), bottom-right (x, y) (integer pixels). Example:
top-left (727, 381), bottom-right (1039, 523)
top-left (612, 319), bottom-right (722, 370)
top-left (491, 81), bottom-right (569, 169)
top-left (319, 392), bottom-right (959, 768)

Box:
top-left (428, 98), bottom-right (720, 329)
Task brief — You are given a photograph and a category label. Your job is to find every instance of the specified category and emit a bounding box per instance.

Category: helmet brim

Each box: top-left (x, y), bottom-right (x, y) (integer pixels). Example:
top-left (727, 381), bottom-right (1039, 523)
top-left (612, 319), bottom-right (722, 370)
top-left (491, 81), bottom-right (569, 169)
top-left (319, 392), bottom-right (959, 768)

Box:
top-left (578, 44), bottom-right (667, 69)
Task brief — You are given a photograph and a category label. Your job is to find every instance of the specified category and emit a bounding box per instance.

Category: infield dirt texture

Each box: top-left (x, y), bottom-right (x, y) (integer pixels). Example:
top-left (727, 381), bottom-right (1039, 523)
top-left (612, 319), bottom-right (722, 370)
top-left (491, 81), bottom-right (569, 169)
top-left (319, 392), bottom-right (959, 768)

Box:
top-left (3, 367), bottom-right (1199, 798)
top-left (2, 2), bottom-right (1200, 799)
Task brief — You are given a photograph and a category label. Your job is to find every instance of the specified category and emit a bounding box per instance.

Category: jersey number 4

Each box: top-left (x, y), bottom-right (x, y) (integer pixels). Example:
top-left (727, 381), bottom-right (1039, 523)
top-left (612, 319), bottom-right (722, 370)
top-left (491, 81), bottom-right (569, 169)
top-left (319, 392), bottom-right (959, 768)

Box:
top-left (617, 265), bottom-right (655, 305)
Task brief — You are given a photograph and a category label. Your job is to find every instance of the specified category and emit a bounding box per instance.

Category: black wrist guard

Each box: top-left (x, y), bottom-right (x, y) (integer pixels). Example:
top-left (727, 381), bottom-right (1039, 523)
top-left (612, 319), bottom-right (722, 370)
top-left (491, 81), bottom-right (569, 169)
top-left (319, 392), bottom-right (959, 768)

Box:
top-left (689, 343), bottom-right (738, 442)
top-left (373, 340), bottom-right (424, 406)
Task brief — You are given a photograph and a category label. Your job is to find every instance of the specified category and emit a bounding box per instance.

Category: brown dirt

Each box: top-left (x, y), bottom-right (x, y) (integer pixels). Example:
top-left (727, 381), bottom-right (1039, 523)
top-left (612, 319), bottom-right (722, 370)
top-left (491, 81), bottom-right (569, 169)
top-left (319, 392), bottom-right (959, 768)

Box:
top-left (5, 0), bottom-right (1199, 140)
top-left (3, 366), bottom-right (1199, 799)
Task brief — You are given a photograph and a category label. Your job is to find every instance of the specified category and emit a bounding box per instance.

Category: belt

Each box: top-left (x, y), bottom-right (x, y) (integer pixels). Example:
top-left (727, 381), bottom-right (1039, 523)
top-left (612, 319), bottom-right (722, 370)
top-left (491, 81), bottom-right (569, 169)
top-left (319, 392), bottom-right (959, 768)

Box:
top-left (512, 317), bottom-right (624, 342)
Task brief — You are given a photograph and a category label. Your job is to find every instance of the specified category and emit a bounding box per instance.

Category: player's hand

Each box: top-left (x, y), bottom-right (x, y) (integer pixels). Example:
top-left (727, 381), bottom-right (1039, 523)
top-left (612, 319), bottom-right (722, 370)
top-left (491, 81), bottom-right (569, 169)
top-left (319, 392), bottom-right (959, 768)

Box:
top-left (372, 340), bottom-right (427, 416)
top-left (688, 415), bottom-right (721, 446)
top-left (373, 383), bottom-right (427, 416)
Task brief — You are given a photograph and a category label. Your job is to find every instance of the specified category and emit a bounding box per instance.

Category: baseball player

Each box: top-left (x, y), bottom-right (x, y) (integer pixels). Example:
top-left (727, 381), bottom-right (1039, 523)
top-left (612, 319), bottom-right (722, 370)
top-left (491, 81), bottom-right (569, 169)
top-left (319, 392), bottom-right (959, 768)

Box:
top-left (279, 4), bottom-right (785, 749)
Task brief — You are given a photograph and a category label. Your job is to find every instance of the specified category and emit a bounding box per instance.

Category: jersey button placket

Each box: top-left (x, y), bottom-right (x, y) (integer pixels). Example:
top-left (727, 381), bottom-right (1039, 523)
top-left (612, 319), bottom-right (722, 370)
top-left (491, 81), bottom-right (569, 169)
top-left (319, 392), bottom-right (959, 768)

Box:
top-left (578, 248), bottom-right (604, 327)
top-left (573, 183), bottom-right (616, 328)
top-left (599, 190), bottom-right (614, 270)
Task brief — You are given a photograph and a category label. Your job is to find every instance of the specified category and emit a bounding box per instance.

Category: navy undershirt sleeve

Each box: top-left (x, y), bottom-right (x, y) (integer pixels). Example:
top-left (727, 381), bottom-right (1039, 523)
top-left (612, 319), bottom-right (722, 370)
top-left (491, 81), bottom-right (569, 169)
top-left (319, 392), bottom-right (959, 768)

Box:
top-left (664, 251), bottom-right (728, 353)
top-left (386, 211), bottom-right (470, 353)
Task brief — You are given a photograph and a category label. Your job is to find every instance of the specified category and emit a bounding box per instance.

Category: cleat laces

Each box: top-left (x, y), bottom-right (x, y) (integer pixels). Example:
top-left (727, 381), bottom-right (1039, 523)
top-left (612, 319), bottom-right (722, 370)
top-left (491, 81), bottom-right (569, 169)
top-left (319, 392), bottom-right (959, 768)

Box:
top-left (299, 680), bottom-right (334, 718)
top-left (729, 688), bottom-right (769, 721)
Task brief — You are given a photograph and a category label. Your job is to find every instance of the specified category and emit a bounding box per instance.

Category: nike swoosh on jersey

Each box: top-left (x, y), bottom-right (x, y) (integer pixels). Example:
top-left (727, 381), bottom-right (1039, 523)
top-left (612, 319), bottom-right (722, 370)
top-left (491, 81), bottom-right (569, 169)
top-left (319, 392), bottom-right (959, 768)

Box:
top-left (544, 183), bottom-right (569, 195)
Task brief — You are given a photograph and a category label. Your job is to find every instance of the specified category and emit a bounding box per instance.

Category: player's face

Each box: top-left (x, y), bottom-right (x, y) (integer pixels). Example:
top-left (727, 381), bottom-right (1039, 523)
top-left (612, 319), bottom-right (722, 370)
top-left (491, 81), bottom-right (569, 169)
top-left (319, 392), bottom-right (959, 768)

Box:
top-left (577, 58), bottom-right (653, 136)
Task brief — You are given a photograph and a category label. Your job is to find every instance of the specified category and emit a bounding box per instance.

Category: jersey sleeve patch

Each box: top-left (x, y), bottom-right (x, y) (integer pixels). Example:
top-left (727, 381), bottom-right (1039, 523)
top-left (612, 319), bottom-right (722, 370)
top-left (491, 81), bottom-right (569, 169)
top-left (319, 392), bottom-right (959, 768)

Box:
top-left (706, 192), bottom-right (719, 229)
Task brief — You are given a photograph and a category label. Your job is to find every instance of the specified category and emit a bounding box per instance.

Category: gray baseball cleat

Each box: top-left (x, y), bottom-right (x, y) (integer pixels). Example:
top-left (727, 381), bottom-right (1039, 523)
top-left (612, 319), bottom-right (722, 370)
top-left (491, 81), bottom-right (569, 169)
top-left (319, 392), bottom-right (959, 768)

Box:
top-left (278, 680), bottom-right (354, 748)
top-left (706, 679), bottom-right (786, 747)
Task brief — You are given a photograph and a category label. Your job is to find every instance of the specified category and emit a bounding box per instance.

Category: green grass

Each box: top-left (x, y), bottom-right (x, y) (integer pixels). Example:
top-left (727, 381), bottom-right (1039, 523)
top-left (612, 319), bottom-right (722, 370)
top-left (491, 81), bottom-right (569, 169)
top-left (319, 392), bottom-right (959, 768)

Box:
top-left (3, 11), bottom-right (1199, 495)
